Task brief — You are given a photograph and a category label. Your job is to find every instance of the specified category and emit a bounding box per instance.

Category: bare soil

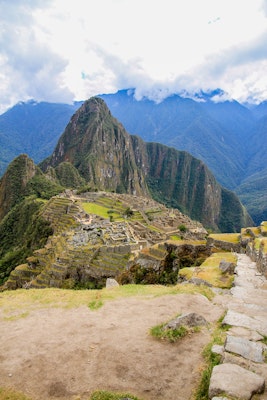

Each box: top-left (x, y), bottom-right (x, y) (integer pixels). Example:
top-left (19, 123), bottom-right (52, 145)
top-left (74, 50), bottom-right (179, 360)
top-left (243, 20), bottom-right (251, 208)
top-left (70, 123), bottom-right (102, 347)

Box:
top-left (0, 293), bottom-right (224, 400)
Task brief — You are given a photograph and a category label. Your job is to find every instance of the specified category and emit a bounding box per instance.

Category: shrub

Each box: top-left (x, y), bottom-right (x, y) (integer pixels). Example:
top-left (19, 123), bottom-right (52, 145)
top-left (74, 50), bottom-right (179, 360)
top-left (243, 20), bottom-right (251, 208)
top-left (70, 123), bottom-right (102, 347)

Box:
top-left (178, 224), bottom-right (187, 232)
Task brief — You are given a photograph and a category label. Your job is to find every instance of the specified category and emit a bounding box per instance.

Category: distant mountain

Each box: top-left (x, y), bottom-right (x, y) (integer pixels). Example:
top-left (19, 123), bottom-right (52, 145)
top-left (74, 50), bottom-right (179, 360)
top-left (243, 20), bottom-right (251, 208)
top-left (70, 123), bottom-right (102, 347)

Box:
top-left (0, 100), bottom-right (80, 176)
top-left (99, 90), bottom-right (267, 224)
top-left (0, 91), bottom-right (266, 223)
top-left (41, 97), bottom-right (252, 232)
top-left (99, 90), bottom-right (256, 188)
top-left (0, 98), bottom-right (253, 286)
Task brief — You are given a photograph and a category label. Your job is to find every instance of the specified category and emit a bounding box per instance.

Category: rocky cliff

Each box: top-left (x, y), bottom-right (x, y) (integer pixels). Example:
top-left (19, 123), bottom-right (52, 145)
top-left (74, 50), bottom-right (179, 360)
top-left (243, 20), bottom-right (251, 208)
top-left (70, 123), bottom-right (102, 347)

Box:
top-left (41, 97), bottom-right (252, 232)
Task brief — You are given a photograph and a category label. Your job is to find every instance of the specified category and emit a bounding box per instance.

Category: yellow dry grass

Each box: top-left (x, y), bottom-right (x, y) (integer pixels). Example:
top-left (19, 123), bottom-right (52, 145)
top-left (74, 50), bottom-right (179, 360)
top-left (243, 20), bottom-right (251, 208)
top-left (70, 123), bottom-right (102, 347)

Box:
top-left (0, 387), bottom-right (32, 400)
top-left (0, 284), bottom-right (214, 320)
top-left (209, 233), bottom-right (240, 243)
top-left (179, 252), bottom-right (237, 288)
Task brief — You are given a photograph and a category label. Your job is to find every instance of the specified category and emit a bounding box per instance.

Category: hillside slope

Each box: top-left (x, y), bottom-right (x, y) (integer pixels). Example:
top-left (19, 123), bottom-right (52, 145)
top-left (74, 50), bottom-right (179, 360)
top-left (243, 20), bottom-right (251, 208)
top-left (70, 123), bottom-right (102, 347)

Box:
top-left (0, 100), bottom-right (80, 175)
top-left (41, 97), bottom-right (252, 232)
top-left (0, 92), bottom-right (265, 223)
top-left (100, 90), bottom-right (266, 223)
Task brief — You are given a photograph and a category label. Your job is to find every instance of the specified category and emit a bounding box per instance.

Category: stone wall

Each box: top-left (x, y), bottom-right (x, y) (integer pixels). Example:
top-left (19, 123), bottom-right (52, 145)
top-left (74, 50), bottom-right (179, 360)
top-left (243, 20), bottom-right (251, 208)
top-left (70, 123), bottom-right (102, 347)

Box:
top-left (207, 237), bottom-right (241, 253)
top-left (246, 242), bottom-right (267, 278)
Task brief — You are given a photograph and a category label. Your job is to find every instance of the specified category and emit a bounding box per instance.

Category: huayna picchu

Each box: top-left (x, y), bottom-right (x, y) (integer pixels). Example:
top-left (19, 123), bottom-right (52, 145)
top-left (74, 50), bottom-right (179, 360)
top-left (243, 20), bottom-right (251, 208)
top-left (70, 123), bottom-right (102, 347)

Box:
top-left (0, 97), bottom-right (254, 289)
top-left (41, 97), bottom-right (252, 232)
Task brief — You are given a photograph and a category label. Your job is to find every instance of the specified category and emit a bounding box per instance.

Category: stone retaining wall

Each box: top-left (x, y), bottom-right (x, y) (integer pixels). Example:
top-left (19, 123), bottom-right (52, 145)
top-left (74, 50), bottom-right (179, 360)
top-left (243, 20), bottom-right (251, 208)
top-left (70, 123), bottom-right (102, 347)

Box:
top-left (207, 237), bottom-right (241, 252)
top-left (246, 242), bottom-right (267, 278)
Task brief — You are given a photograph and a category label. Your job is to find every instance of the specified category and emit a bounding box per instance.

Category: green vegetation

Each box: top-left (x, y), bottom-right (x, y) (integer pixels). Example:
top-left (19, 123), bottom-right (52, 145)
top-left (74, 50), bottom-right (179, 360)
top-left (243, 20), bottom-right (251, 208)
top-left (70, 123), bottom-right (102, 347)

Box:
top-left (0, 387), bottom-right (143, 400)
top-left (88, 299), bottom-right (104, 310)
top-left (82, 202), bottom-right (123, 221)
top-left (209, 233), bottom-right (240, 243)
top-left (0, 284), bottom-right (214, 318)
top-left (54, 161), bottom-right (86, 188)
top-left (90, 390), bottom-right (142, 400)
top-left (124, 206), bottom-right (134, 217)
top-left (169, 234), bottom-right (182, 241)
top-left (0, 388), bottom-right (32, 400)
top-left (194, 313), bottom-right (229, 400)
top-left (25, 172), bottom-right (63, 199)
top-left (150, 320), bottom-right (189, 342)
top-left (179, 252), bottom-right (236, 288)
top-left (261, 221), bottom-right (267, 234)
top-left (178, 224), bottom-right (187, 232)
top-left (0, 197), bottom-right (53, 284)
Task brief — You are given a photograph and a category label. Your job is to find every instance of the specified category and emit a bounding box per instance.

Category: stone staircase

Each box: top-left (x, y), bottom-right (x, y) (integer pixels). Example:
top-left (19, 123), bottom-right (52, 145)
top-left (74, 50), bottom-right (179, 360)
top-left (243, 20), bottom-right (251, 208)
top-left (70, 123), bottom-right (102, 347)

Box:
top-left (209, 254), bottom-right (267, 399)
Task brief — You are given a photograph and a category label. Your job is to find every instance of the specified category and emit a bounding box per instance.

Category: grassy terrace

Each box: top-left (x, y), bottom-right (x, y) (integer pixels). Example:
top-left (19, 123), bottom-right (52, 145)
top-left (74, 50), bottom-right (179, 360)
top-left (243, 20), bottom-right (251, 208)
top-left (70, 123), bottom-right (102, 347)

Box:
top-left (82, 202), bottom-right (120, 220)
top-left (254, 237), bottom-right (267, 252)
top-left (261, 221), bottom-right (267, 235)
top-left (0, 284), bottom-right (214, 318)
top-left (209, 233), bottom-right (240, 243)
top-left (179, 252), bottom-right (237, 288)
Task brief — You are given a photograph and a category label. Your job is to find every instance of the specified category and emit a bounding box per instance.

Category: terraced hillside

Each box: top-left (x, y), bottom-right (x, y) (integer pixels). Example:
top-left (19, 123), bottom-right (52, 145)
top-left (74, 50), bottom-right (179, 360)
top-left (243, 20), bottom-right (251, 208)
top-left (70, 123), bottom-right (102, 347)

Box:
top-left (4, 187), bottom-right (266, 291)
top-left (3, 191), bottom-right (206, 290)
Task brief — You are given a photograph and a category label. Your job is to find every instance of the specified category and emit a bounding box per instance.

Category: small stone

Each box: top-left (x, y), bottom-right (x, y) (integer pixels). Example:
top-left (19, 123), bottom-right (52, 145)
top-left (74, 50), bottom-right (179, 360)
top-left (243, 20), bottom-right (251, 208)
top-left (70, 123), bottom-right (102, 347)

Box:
top-left (106, 278), bottom-right (119, 288)
top-left (219, 260), bottom-right (235, 274)
top-left (211, 344), bottom-right (224, 356)
top-left (166, 312), bottom-right (207, 330)
top-left (211, 397), bottom-right (229, 400)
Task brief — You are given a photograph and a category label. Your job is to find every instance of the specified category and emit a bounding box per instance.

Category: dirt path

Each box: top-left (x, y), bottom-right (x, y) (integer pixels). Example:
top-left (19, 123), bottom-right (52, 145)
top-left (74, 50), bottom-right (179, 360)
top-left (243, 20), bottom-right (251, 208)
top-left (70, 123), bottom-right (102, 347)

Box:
top-left (0, 292), bottom-right (224, 400)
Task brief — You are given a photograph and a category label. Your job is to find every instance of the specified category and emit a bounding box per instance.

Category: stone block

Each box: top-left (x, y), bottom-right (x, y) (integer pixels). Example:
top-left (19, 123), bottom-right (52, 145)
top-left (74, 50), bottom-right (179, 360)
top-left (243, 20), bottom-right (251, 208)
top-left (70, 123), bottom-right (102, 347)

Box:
top-left (209, 363), bottom-right (265, 399)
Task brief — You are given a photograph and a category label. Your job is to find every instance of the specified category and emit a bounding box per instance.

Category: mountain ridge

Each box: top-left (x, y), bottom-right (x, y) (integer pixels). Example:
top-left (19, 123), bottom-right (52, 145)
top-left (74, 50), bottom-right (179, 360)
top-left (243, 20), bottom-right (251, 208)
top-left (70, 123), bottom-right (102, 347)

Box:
top-left (40, 97), bottom-right (252, 232)
top-left (0, 98), bottom-right (254, 288)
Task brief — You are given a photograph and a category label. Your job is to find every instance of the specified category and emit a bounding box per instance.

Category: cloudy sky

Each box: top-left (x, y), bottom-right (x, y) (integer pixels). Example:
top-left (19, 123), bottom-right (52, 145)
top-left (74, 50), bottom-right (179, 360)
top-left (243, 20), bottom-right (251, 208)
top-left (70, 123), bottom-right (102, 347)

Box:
top-left (0, 0), bottom-right (267, 113)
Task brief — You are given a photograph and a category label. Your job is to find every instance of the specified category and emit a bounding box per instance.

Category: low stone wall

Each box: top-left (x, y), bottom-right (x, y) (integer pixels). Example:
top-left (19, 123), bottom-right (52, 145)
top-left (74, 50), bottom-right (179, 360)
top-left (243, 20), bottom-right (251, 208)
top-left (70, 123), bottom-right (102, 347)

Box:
top-left (207, 237), bottom-right (241, 253)
top-left (246, 242), bottom-right (267, 278)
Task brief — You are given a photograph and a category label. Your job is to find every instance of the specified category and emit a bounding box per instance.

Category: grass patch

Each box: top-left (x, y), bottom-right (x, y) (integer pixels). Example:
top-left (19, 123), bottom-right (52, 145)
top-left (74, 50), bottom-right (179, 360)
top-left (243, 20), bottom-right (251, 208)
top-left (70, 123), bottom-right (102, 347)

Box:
top-left (150, 321), bottom-right (189, 342)
top-left (261, 221), bottom-right (267, 234)
top-left (209, 233), bottom-right (240, 243)
top-left (0, 387), bottom-right (32, 400)
top-left (169, 235), bottom-right (182, 241)
top-left (3, 311), bottom-right (29, 321)
top-left (82, 202), bottom-right (113, 219)
top-left (88, 299), bottom-right (104, 310)
top-left (0, 284), bottom-right (214, 319)
top-left (193, 313), bottom-right (229, 400)
top-left (179, 252), bottom-right (236, 289)
top-left (90, 390), bottom-right (142, 400)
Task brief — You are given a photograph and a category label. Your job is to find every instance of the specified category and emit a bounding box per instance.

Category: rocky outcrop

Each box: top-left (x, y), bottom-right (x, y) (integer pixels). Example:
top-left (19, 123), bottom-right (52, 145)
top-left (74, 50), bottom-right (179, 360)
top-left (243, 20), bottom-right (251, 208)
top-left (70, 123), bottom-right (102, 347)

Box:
top-left (165, 313), bottom-right (207, 330)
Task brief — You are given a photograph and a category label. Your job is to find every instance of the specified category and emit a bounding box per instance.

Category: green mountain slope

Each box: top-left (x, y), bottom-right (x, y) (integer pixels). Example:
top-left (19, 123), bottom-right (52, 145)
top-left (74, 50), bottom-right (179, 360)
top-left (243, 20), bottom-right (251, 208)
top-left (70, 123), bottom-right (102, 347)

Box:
top-left (41, 97), bottom-right (252, 232)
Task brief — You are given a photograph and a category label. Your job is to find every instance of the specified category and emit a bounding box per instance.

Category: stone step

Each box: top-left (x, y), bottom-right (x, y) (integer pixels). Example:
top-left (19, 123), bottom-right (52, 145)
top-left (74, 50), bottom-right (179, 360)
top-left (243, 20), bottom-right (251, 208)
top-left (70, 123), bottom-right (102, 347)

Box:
top-left (209, 363), bottom-right (265, 399)
top-left (225, 334), bottom-right (266, 363)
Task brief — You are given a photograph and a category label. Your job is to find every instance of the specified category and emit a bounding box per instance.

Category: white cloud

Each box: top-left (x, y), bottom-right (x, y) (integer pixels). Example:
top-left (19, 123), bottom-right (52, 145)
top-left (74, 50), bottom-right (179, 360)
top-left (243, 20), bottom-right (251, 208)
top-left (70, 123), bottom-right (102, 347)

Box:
top-left (0, 0), bottom-right (267, 112)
